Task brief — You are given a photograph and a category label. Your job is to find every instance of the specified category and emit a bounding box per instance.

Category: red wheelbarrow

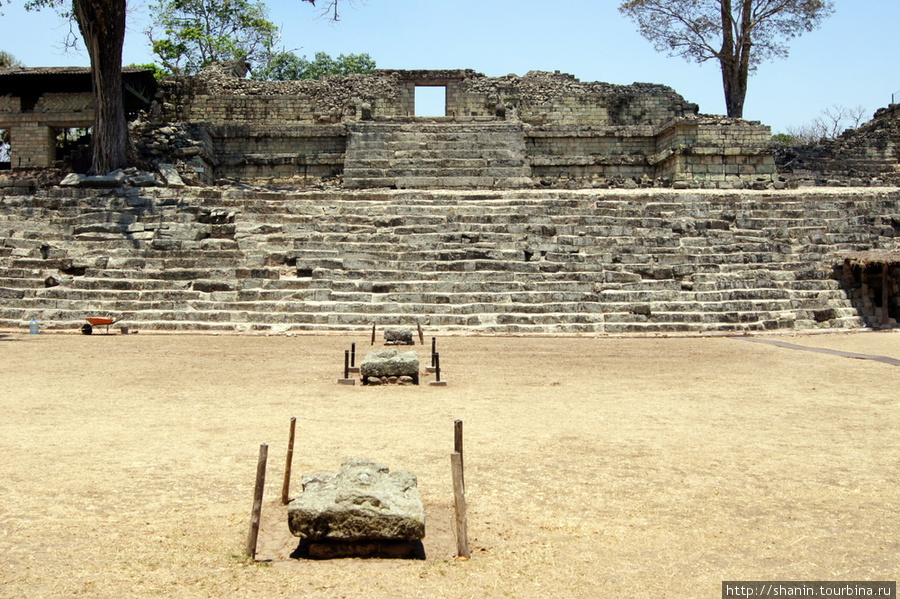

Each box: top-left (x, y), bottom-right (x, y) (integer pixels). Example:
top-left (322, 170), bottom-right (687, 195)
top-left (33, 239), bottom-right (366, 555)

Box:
top-left (81, 317), bottom-right (122, 335)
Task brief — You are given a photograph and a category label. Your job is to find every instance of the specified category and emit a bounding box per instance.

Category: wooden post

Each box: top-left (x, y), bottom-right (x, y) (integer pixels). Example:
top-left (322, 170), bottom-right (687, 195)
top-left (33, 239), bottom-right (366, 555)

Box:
top-left (882, 263), bottom-right (890, 325)
top-left (371, 323), bottom-right (376, 345)
top-left (417, 322), bottom-right (424, 345)
top-left (454, 419), bottom-right (464, 491)
top-left (451, 452), bottom-right (470, 558)
top-left (350, 343), bottom-right (356, 367)
top-left (430, 352), bottom-right (446, 386)
top-left (344, 350), bottom-right (350, 379)
top-left (281, 417), bottom-right (296, 505)
top-left (246, 443), bottom-right (268, 560)
top-left (431, 338), bottom-right (437, 366)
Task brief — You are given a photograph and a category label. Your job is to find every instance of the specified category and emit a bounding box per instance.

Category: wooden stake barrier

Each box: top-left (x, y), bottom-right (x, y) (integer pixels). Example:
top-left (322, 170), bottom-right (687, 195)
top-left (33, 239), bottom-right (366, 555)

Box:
top-left (344, 349), bottom-right (350, 379)
top-left (451, 451), bottom-right (470, 558)
top-left (454, 419), bottom-right (464, 491)
top-left (281, 418), bottom-right (296, 505)
top-left (426, 337), bottom-right (437, 372)
top-left (246, 443), bottom-right (268, 560)
top-left (430, 351), bottom-right (447, 386)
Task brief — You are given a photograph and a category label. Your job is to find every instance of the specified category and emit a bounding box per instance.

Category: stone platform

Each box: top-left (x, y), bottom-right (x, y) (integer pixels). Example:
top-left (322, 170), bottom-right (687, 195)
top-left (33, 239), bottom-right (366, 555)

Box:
top-left (1, 186), bottom-right (899, 334)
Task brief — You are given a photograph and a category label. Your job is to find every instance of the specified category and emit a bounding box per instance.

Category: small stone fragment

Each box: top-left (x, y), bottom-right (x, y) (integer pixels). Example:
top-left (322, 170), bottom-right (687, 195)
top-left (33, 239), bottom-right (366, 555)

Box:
top-left (384, 327), bottom-right (414, 345)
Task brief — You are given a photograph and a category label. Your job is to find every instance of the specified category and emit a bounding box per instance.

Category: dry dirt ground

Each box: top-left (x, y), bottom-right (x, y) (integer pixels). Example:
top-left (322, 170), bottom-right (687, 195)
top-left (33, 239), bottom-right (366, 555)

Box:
top-left (0, 330), bottom-right (897, 599)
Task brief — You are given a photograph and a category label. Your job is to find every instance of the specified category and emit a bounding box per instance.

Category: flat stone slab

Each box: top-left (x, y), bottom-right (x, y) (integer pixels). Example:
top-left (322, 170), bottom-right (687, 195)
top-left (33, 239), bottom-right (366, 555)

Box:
top-left (288, 459), bottom-right (425, 542)
top-left (158, 163), bottom-right (185, 188)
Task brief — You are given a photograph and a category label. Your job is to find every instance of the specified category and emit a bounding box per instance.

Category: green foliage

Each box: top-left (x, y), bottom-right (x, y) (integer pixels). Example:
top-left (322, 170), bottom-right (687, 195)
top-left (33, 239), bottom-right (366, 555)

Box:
top-left (253, 50), bottom-right (376, 81)
top-left (147, 0), bottom-right (280, 75)
top-left (619, 0), bottom-right (834, 117)
top-left (619, 0), bottom-right (834, 67)
top-left (770, 133), bottom-right (796, 146)
top-left (0, 50), bottom-right (24, 68)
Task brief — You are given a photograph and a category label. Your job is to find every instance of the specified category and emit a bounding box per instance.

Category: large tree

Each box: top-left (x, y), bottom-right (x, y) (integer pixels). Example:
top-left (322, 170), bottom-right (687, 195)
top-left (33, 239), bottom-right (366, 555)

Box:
top-left (619, 0), bottom-right (834, 118)
top-left (5, 0), bottom-right (342, 174)
top-left (147, 0), bottom-right (279, 75)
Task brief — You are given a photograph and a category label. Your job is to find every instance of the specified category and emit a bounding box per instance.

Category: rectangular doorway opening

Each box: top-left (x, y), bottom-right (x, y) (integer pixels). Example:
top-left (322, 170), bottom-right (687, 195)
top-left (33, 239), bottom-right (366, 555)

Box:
top-left (55, 127), bottom-right (92, 172)
top-left (414, 86), bottom-right (447, 117)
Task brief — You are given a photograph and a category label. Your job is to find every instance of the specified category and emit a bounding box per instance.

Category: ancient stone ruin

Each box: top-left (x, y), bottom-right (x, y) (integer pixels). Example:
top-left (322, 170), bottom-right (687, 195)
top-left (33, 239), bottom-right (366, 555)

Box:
top-left (3, 64), bottom-right (900, 335)
top-left (288, 459), bottom-right (425, 559)
top-left (133, 64), bottom-right (776, 189)
top-left (776, 104), bottom-right (900, 187)
top-left (0, 67), bottom-right (156, 170)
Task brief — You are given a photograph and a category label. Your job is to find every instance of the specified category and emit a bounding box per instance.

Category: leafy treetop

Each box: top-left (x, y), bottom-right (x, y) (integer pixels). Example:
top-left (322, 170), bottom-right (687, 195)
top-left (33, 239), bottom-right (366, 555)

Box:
top-left (619, 0), bottom-right (834, 118)
top-left (253, 50), bottom-right (375, 81)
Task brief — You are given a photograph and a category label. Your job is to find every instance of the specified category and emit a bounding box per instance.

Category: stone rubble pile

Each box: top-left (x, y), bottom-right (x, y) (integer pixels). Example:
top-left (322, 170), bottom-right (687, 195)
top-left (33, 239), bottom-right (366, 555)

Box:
top-left (776, 104), bottom-right (900, 187)
top-left (131, 118), bottom-right (215, 184)
top-left (459, 70), bottom-right (698, 116)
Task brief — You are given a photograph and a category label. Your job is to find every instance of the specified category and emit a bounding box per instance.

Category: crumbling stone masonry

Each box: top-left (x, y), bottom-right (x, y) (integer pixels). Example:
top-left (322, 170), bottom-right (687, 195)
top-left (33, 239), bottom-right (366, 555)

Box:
top-left (0, 67), bottom-right (157, 169)
top-left (777, 104), bottom-right (900, 187)
top-left (140, 65), bottom-right (775, 188)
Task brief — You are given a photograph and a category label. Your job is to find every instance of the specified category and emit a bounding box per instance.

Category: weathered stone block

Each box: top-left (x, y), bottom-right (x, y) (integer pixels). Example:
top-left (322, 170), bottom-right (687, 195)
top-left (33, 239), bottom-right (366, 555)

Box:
top-left (288, 460), bottom-right (425, 542)
top-left (360, 349), bottom-right (419, 379)
top-left (383, 327), bottom-right (414, 345)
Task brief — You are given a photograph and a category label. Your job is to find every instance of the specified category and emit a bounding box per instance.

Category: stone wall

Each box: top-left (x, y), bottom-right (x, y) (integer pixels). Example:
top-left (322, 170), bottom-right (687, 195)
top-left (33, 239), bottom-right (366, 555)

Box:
top-left (776, 104), bottom-right (900, 186)
top-left (141, 65), bottom-right (775, 187)
top-left (33, 93), bottom-right (93, 114)
top-left (161, 63), bottom-right (407, 124)
top-left (8, 123), bottom-right (56, 168)
top-left (0, 95), bottom-right (18, 113)
top-left (653, 117), bottom-right (776, 186)
top-left (525, 126), bottom-right (656, 180)
top-left (454, 71), bottom-right (697, 126)
top-left (0, 67), bottom-right (154, 170)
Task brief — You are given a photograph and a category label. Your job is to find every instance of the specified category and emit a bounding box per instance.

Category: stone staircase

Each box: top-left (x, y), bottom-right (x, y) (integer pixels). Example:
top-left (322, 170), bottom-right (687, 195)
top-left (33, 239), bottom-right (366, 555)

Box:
top-left (2, 187), bottom-right (899, 334)
top-left (343, 120), bottom-right (533, 189)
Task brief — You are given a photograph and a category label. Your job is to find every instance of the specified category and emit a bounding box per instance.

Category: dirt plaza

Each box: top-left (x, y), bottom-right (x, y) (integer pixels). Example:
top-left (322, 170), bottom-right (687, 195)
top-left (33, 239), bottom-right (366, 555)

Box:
top-left (0, 331), bottom-right (897, 598)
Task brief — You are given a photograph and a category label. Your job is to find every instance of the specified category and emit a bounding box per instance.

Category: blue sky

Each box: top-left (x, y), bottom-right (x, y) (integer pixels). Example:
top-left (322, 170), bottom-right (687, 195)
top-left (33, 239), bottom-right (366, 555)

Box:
top-left (1, 0), bottom-right (897, 133)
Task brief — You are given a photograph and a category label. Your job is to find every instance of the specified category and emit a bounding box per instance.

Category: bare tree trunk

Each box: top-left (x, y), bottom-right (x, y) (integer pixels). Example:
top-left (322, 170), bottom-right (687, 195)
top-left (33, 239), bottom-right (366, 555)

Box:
top-left (718, 0), bottom-right (752, 119)
top-left (73, 0), bottom-right (129, 174)
top-left (720, 59), bottom-right (748, 119)
top-left (717, 0), bottom-right (743, 118)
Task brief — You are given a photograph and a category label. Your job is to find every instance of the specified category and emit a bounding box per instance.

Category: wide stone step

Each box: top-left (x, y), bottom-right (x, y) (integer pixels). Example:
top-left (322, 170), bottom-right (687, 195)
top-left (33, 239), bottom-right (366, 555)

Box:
top-left (328, 279), bottom-right (593, 294)
top-left (3, 186), bottom-right (896, 334)
top-left (0, 308), bottom-right (604, 331)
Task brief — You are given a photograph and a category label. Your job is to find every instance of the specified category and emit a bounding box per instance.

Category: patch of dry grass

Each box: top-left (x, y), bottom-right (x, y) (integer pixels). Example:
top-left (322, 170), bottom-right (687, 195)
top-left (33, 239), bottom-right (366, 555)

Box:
top-left (0, 332), bottom-right (897, 598)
